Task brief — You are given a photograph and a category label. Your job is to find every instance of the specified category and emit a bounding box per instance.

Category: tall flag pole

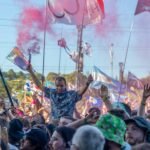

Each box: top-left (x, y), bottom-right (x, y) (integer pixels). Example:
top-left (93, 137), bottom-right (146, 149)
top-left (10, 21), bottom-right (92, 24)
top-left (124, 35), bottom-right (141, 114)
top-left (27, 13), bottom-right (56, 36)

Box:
top-left (41, 0), bottom-right (48, 101)
top-left (42, 0), bottom-right (48, 85)
top-left (76, 0), bottom-right (87, 89)
top-left (0, 68), bottom-right (14, 107)
top-left (117, 21), bottom-right (134, 103)
top-left (109, 43), bottom-right (114, 78)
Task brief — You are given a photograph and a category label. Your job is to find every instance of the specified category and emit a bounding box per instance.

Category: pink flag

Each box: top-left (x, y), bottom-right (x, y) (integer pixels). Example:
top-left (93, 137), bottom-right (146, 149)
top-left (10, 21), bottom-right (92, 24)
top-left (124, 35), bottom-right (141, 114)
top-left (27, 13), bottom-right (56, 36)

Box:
top-left (135, 0), bottom-right (150, 15)
top-left (48, 0), bottom-right (105, 25)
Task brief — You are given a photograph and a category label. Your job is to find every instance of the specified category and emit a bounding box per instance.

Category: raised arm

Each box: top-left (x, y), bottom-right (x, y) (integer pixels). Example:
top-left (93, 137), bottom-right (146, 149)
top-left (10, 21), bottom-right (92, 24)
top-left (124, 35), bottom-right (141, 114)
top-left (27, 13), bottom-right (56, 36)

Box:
top-left (100, 84), bottom-right (113, 111)
top-left (78, 74), bottom-right (93, 97)
top-left (27, 65), bottom-right (43, 91)
top-left (67, 109), bottom-right (100, 129)
top-left (138, 84), bottom-right (150, 117)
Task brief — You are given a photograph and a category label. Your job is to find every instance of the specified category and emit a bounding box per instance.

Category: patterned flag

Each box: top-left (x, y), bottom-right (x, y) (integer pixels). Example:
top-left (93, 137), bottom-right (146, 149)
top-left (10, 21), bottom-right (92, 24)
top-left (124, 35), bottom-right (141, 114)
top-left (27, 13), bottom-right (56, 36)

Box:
top-left (91, 66), bottom-right (118, 85)
top-left (134, 0), bottom-right (150, 15)
top-left (91, 66), bottom-right (133, 94)
top-left (48, 0), bottom-right (105, 25)
top-left (127, 72), bottom-right (143, 89)
top-left (7, 47), bottom-right (29, 70)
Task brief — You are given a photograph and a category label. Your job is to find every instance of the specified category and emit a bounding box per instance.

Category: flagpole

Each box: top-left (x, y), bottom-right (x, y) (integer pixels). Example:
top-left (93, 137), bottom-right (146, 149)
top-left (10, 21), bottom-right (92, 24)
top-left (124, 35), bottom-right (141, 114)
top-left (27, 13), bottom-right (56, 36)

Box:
top-left (58, 28), bottom-right (64, 75)
top-left (117, 20), bottom-right (134, 102)
top-left (76, 0), bottom-right (87, 90)
top-left (0, 68), bottom-right (14, 107)
top-left (41, 0), bottom-right (48, 102)
top-left (42, 0), bottom-right (48, 86)
top-left (109, 43), bottom-right (114, 78)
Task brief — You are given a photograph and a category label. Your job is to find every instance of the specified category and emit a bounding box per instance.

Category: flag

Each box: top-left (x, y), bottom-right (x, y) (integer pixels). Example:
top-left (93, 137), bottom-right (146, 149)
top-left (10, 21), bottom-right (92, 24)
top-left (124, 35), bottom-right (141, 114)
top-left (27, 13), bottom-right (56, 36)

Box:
top-left (48, 0), bottom-right (105, 25)
top-left (134, 0), bottom-right (150, 15)
top-left (7, 47), bottom-right (29, 70)
top-left (92, 66), bottom-right (118, 85)
top-left (127, 72), bottom-right (143, 89)
top-left (91, 66), bottom-right (133, 94)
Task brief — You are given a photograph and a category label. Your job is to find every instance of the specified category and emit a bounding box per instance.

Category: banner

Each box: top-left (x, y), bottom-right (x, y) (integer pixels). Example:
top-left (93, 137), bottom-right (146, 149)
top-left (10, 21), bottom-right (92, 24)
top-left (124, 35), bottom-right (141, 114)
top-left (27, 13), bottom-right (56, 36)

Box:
top-left (7, 47), bottom-right (29, 71)
top-left (135, 0), bottom-right (150, 15)
top-left (48, 0), bottom-right (105, 25)
top-left (127, 72), bottom-right (143, 90)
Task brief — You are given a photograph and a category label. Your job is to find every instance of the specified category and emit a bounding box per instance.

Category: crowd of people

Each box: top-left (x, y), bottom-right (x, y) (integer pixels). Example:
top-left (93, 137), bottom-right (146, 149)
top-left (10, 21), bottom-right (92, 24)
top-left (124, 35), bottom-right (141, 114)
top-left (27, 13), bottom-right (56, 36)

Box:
top-left (0, 66), bottom-right (150, 150)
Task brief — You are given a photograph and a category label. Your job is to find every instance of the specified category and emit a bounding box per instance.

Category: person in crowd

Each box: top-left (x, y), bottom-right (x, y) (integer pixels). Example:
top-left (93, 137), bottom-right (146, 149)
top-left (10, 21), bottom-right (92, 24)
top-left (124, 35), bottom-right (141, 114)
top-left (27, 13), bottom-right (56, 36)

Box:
top-left (8, 119), bottom-right (24, 150)
top-left (0, 126), bottom-right (8, 150)
top-left (96, 113), bottom-right (131, 150)
top-left (50, 126), bottom-right (75, 150)
top-left (20, 128), bottom-right (48, 150)
top-left (27, 65), bottom-right (93, 121)
top-left (71, 125), bottom-right (105, 150)
top-left (100, 84), bottom-right (131, 120)
top-left (59, 116), bottom-right (76, 127)
top-left (125, 116), bottom-right (150, 146)
top-left (132, 143), bottom-right (150, 150)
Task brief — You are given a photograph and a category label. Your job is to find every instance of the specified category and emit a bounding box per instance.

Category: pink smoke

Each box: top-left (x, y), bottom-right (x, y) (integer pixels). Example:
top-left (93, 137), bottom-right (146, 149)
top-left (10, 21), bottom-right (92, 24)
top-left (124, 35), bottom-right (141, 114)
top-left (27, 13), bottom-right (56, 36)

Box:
top-left (94, 0), bottom-right (120, 38)
top-left (17, 6), bottom-right (53, 54)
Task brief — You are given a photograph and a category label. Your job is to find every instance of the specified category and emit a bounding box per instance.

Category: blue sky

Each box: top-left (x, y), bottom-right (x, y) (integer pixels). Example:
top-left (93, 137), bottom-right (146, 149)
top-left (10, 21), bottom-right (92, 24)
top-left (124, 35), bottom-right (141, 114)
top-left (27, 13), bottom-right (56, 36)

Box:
top-left (0, 0), bottom-right (150, 79)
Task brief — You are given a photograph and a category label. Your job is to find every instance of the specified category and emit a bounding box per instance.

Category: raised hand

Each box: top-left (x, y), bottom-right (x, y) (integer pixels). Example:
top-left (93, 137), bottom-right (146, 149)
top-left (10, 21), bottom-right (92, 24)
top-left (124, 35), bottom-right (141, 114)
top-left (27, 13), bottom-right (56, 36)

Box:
top-left (100, 84), bottom-right (109, 99)
top-left (85, 109), bottom-right (100, 124)
top-left (143, 84), bottom-right (150, 100)
top-left (87, 74), bottom-right (93, 85)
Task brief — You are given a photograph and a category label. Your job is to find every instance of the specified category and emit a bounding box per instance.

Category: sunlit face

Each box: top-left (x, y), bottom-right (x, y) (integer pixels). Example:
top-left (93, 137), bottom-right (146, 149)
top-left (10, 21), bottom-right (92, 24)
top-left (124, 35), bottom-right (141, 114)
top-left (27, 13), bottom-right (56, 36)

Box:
top-left (55, 80), bottom-right (66, 93)
top-left (125, 122), bottom-right (145, 146)
top-left (59, 117), bottom-right (73, 126)
top-left (50, 131), bottom-right (66, 150)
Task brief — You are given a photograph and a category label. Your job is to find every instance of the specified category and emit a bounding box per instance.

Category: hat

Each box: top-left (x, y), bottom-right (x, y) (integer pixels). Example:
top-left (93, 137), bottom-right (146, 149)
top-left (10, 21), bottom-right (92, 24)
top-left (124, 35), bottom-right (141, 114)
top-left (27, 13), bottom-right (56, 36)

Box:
top-left (112, 102), bottom-right (131, 117)
top-left (56, 127), bottom-right (75, 148)
top-left (96, 113), bottom-right (126, 146)
top-left (8, 119), bottom-right (24, 142)
top-left (125, 116), bottom-right (150, 131)
top-left (26, 128), bottom-right (48, 147)
top-left (125, 116), bottom-right (150, 143)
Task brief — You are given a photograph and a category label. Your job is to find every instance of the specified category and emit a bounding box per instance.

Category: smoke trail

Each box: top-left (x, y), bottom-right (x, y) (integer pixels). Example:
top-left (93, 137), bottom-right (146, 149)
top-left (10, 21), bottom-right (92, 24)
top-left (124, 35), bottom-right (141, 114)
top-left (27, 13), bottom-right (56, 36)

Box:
top-left (16, 5), bottom-right (53, 55)
top-left (94, 0), bottom-right (120, 38)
